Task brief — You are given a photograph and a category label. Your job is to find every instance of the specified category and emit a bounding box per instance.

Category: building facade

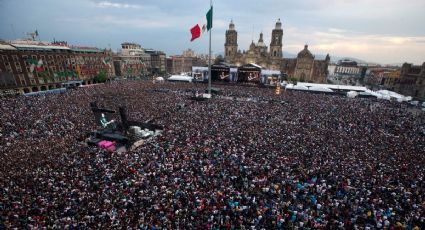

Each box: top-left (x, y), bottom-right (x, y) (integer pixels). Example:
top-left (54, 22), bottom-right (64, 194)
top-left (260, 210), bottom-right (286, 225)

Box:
top-left (224, 19), bottom-right (329, 83)
top-left (166, 49), bottom-right (207, 74)
top-left (0, 39), bottom-right (114, 95)
top-left (145, 49), bottom-right (166, 75)
top-left (395, 62), bottom-right (425, 99)
top-left (113, 42), bottom-right (150, 78)
top-left (327, 59), bottom-right (366, 85)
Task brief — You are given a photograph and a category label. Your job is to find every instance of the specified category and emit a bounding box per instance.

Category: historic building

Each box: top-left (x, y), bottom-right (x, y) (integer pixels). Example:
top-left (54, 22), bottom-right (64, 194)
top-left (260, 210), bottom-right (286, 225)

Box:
top-left (395, 62), bottom-right (425, 99)
top-left (113, 42), bottom-right (151, 78)
top-left (0, 39), bottom-right (114, 95)
top-left (145, 49), bottom-right (166, 75)
top-left (166, 49), bottom-right (207, 74)
top-left (327, 59), bottom-right (367, 85)
top-left (224, 19), bottom-right (330, 83)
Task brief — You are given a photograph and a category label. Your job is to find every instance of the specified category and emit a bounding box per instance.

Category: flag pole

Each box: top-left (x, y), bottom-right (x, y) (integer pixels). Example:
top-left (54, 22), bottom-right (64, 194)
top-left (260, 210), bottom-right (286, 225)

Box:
top-left (207, 0), bottom-right (212, 95)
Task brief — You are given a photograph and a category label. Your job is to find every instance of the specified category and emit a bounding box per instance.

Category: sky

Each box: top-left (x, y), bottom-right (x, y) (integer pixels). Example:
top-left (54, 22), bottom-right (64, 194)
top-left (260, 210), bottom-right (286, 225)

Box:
top-left (0, 0), bottom-right (425, 65)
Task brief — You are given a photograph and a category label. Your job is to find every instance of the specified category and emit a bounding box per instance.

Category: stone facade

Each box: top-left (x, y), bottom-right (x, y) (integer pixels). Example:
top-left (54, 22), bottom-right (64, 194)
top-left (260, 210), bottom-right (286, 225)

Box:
top-left (224, 19), bottom-right (330, 83)
top-left (395, 62), bottom-right (425, 99)
top-left (113, 42), bottom-right (150, 77)
top-left (166, 49), bottom-right (207, 74)
top-left (224, 19), bottom-right (282, 70)
top-left (0, 39), bottom-right (114, 95)
top-left (145, 49), bottom-right (166, 75)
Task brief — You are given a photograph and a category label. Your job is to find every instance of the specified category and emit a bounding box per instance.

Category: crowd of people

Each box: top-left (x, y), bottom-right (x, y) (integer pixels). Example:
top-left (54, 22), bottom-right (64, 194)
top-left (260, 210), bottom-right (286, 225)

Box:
top-left (1, 80), bottom-right (424, 229)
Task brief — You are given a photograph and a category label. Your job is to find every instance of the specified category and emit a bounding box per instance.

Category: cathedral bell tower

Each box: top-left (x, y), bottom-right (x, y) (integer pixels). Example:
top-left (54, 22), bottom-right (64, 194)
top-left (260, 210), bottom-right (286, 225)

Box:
top-left (270, 19), bottom-right (283, 58)
top-left (225, 20), bottom-right (238, 61)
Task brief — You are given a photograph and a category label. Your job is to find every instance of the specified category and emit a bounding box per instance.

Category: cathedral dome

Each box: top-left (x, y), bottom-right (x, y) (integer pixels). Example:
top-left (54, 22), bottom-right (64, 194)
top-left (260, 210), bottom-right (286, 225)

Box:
top-left (297, 45), bottom-right (314, 59)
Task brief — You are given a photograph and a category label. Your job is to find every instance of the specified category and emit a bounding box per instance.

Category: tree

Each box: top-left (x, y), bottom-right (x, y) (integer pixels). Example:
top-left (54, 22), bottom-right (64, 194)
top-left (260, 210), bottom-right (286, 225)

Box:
top-left (214, 55), bottom-right (224, 65)
top-left (94, 70), bottom-right (108, 83)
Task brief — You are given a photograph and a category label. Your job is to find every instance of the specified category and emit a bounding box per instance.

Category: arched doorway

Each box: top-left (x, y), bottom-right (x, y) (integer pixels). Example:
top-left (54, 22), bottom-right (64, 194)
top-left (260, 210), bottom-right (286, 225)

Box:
top-left (40, 86), bottom-right (47, 91)
top-left (56, 84), bottom-right (62, 88)
top-left (23, 88), bottom-right (30, 94)
top-left (32, 86), bottom-right (39, 92)
top-left (49, 85), bottom-right (55, 90)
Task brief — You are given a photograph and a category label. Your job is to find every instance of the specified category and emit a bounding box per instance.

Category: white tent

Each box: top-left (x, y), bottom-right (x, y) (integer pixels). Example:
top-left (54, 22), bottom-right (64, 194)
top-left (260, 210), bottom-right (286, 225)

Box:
top-left (168, 75), bottom-right (193, 82)
top-left (285, 84), bottom-right (294, 89)
top-left (292, 85), bottom-right (309, 91)
top-left (308, 86), bottom-right (334, 93)
top-left (347, 91), bottom-right (358, 98)
top-left (297, 82), bottom-right (368, 92)
top-left (376, 90), bottom-right (411, 102)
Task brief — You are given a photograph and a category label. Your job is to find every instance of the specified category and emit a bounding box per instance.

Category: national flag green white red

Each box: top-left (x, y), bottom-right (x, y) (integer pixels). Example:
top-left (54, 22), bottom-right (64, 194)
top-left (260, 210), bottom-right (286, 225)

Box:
top-left (190, 6), bottom-right (213, 42)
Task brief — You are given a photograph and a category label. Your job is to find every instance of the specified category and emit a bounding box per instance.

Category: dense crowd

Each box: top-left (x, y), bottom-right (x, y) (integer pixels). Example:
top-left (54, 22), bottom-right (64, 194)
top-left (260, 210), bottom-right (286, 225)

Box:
top-left (1, 80), bottom-right (424, 229)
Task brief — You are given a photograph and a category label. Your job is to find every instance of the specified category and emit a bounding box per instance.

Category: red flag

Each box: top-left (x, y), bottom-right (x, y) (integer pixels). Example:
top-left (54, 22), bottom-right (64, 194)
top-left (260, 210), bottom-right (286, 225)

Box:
top-left (190, 24), bottom-right (201, 41)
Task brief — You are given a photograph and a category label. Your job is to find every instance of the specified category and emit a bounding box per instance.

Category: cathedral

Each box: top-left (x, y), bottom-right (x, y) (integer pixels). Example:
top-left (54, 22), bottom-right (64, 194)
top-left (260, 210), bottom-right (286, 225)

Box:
top-left (224, 19), bottom-right (330, 83)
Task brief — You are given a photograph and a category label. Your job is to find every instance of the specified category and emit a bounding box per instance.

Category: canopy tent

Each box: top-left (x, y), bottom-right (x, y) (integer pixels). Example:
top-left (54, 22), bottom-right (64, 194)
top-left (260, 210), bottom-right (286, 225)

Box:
top-left (347, 91), bottom-right (358, 98)
top-left (285, 83), bottom-right (294, 89)
top-left (376, 90), bottom-right (412, 102)
top-left (308, 86), bottom-right (334, 93)
top-left (292, 85), bottom-right (309, 91)
top-left (296, 82), bottom-right (368, 92)
top-left (154, 77), bottom-right (164, 83)
top-left (168, 75), bottom-right (193, 82)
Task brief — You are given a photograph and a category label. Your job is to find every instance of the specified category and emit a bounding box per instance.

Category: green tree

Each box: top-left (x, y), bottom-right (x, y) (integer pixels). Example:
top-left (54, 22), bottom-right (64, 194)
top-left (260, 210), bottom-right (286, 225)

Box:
top-left (94, 70), bottom-right (108, 83)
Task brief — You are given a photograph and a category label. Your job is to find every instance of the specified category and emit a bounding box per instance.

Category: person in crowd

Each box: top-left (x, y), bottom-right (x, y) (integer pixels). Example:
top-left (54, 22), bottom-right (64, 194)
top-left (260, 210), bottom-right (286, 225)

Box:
top-left (0, 81), bottom-right (424, 229)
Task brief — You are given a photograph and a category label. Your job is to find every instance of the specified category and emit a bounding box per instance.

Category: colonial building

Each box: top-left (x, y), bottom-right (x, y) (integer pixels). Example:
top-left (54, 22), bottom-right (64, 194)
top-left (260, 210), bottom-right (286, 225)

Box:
top-left (145, 49), bottom-right (166, 75)
top-left (224, 19), bottom-right (330, 83)
top-left (327, 59), bottom-right (366, 85)
top-left (0, 39), bottom-right (114, 95)
top-left (395, 62), bottom-right (425, 99)
top-left (113, 42), bottom-right (150, 78)
top-left (166, 49), bottom-right (207, 74)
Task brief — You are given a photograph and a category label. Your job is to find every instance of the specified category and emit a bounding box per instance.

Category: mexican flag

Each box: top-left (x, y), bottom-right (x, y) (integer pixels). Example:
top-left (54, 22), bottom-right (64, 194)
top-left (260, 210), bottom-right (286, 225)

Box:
top-left (28, 59), bottom-right (44, 72)
top-left (190, 6), bottom-right (213, 42)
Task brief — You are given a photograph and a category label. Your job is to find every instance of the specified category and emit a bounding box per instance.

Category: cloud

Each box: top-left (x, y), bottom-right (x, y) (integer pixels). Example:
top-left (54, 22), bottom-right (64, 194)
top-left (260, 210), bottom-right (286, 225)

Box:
top-left (94, 1), bottom-right (141, 9)
top-left (59, 15), bottom-right (170, 29)
top-left (288, 28), bottom-right (425, 64)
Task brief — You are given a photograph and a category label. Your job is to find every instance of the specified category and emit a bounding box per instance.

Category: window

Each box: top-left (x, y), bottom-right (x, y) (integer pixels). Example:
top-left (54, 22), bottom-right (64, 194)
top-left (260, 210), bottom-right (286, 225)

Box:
top-left (5, 65), bottom-right (12, 73)
top-left (18, 74), bottom-right (25, 81)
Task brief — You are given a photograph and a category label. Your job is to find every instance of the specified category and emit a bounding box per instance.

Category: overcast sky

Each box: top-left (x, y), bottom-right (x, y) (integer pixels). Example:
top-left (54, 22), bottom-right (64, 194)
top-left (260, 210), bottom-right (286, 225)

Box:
top-left (1, 0), bottom-right (424, 64)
